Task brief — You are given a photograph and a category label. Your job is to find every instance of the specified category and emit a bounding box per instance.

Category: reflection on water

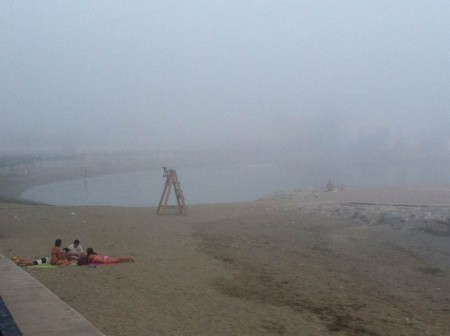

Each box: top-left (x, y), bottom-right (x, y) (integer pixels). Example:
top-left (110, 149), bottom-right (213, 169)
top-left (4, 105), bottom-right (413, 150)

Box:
top-left (19, 161), bottom-right (450, 207)
top-left (20, 165), bottom-right (311, 207)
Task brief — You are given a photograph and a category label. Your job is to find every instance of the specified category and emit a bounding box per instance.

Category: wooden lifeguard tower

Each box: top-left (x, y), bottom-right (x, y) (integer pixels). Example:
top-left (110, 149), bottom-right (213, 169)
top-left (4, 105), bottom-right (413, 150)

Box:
top-left (157, 167), bottom-right (187, 215)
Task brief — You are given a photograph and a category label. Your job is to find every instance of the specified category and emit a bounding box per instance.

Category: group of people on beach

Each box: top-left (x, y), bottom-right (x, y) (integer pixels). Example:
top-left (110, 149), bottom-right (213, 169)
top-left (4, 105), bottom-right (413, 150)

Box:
top-left (13, 238), bottom-right (134, 267)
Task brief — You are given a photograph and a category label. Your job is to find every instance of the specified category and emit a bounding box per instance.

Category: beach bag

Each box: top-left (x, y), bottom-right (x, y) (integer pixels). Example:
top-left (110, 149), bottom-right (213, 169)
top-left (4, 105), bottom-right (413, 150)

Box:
top-left (77, 256), bottom-right (90, 266)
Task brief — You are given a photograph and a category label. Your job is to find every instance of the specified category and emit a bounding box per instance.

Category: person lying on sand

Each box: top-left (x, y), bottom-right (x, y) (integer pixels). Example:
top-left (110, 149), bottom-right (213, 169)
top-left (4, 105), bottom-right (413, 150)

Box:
top-left (86, 247), bottom-right (134, 264)
top-left (50, 239), bottom-right (72, 267)
top-left (12, 256), bottom-right (50, 266)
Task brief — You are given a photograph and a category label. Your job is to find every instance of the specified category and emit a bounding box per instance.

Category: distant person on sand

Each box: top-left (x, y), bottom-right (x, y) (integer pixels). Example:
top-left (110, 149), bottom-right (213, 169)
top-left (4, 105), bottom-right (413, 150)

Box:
top-left (12, 256), bottom-right (50, 266)
top-left (68, 239), bottom-right (84, 260)
top-left (50, 239), bottom-right (72, 267)
top-left (86, 247), bottom-right (134, 264)
top-left (326, 180), bottom-right (336, 192)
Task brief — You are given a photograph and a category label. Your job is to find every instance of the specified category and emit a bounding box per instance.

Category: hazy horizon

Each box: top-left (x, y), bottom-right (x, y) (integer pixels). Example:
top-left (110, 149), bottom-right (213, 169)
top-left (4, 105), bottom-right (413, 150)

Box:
top-left (1, 1), bottom-right (449, 185)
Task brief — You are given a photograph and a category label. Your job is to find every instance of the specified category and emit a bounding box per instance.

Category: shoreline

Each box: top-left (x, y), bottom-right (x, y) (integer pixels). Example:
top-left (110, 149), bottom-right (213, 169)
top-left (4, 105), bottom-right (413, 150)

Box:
top-left (0, 175), bottom-right (57, 205)
top-left (1, 189), bottom-right (449, 335)
top-left (0, 171), bottom-right (86, 205)
top-left (0, 165), bottom-right (153, 205)
top-left (0, 152), bottom-right (169, 205)
top-left (3, 170), bottom-right (450, 208)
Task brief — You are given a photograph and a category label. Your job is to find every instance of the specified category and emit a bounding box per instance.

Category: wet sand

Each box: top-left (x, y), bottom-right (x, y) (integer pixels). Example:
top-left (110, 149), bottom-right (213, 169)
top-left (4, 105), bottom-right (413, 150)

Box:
top-left (1, 184), bottom-right (449, 335)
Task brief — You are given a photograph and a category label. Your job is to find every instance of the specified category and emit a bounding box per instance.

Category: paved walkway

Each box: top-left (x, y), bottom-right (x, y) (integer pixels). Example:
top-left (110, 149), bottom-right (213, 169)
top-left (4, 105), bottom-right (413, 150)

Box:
top-left (0, 254), bottom-right (105, 336)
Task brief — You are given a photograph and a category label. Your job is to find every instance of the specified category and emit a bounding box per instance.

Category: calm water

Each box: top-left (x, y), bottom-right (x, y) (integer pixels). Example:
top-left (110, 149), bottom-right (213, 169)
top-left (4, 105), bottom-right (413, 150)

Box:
top-left (21, 160), bottom-right (448, 207)
top-left (20, 165), bottom-right (311, 207)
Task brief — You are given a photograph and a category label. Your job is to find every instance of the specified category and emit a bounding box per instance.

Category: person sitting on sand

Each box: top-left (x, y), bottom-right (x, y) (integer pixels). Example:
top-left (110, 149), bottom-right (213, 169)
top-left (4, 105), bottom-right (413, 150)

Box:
top-left (50, 239), bottom-right (72, 267)
top-left (67, 239), bottom-right (84, 260)
top-left (12, 256), bottom-right (50, 266)
top-left (86, 247), bottom-right (134, 264)
top-left (63, 247), bottom-right (78, 261)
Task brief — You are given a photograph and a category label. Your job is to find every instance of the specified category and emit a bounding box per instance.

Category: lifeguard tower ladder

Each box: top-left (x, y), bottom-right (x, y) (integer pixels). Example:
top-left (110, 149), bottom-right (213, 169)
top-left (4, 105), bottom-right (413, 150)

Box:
top-left (157, 167), bottom-right (187, 215)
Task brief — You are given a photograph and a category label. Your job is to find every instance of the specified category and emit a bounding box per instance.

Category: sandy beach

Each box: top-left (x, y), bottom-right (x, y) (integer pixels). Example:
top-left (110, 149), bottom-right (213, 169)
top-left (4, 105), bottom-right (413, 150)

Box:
top-left (1, 182), bottom-right (450, 335)
top-left (3, 1), bottom-right (450, 334)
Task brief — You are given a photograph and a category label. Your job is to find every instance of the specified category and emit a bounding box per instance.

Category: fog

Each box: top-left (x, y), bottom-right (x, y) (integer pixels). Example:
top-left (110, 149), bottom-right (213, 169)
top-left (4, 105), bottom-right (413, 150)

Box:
top-left (1, 1), bottom-right (449, 186)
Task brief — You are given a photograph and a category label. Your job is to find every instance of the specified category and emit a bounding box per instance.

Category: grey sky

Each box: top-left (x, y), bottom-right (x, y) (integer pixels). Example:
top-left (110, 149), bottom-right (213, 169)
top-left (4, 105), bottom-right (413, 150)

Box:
top-left (1, 1), bottom-right (449, 154)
